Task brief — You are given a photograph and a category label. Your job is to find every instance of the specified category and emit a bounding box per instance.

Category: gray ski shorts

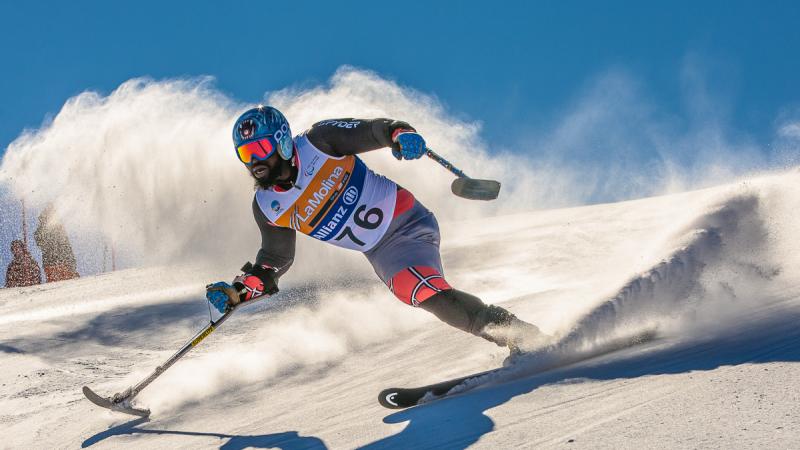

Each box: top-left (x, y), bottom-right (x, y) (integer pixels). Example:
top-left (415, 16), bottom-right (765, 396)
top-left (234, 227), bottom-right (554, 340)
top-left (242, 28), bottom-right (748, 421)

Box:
top-left (364, 196), bottom-right (452, 305)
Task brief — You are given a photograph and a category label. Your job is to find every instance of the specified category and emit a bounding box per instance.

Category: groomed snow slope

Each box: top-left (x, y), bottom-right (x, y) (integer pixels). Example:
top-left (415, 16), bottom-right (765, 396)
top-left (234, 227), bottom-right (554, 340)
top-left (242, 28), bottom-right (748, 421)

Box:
top-left (2, 171), bottom-right (800, 449)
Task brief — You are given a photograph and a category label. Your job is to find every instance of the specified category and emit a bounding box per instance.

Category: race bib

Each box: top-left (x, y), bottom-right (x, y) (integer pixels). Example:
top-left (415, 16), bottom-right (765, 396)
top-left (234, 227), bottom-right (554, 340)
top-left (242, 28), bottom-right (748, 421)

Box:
top-left (256, 135), bottom-right (397, 251)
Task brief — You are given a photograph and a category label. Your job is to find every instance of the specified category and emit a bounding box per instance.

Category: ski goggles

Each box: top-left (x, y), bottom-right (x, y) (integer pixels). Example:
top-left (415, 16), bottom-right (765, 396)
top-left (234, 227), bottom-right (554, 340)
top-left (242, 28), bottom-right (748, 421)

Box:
top-left (236, 137), bottom-right (277, 165)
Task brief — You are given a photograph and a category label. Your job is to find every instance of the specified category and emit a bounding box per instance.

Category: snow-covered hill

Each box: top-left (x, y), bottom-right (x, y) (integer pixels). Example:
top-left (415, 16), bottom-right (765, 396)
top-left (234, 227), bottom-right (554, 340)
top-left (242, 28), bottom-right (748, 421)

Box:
top-left (2, 170), bottom-right (800, 449)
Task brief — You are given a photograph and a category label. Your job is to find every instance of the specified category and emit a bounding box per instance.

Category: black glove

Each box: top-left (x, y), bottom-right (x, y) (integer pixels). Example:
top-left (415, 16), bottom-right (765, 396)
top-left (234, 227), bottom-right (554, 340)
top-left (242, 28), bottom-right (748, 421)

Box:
top-left (232, 262), bottom-right (279, 302)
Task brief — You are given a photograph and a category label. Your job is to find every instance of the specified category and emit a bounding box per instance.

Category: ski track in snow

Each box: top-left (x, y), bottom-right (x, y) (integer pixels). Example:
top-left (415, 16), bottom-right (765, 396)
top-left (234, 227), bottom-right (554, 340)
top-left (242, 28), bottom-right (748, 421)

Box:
top-left (2, 171), bottom-right (800, 448)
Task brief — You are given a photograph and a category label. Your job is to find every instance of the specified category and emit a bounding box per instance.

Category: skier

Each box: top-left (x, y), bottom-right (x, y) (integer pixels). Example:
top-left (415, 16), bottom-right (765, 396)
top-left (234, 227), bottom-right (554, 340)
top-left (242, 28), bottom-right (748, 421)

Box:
top-left (206, 106), bottom-right (545, 355)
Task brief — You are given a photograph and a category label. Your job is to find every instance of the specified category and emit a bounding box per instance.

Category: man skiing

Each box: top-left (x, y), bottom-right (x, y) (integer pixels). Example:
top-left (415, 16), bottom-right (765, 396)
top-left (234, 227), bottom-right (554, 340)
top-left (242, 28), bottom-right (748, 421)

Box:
top-left (206, 106), bottom-right (544, 355)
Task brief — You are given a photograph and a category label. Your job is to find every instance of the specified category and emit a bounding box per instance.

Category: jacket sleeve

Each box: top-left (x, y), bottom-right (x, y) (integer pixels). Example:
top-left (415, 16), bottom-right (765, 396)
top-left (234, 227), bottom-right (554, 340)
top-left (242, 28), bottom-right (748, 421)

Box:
top-left (305, 118), bottom-right (416, 157)
top-left (252, 197), bottom-right (296, 280)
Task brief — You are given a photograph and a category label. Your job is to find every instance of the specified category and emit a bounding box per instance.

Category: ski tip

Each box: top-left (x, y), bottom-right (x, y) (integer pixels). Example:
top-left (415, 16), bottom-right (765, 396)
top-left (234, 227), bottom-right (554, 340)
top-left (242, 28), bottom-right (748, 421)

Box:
top-left (82, 386), bottom-right (103, 406)
top-left (378, 388), bottom-right (406, 409)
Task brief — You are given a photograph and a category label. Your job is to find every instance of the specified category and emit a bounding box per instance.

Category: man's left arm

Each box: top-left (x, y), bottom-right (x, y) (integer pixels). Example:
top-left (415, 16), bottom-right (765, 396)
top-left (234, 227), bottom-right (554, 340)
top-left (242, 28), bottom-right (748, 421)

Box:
top-left (306, 118), bottom-right (426, 160)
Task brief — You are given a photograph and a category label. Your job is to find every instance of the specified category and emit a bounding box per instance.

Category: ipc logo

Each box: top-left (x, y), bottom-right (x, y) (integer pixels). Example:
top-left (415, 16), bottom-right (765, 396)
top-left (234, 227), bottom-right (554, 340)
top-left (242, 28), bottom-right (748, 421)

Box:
top-left (342, 186), bottom-right (358, 205)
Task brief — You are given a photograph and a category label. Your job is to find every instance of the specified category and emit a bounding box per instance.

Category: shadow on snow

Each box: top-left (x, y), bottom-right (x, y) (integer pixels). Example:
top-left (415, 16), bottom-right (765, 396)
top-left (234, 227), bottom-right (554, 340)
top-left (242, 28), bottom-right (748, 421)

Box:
top-left (4, 276), bottom-right (374, 356)
top-left (82, 417), bottom-right (328, 450)
top-left (362, 306), bottom-right (800, 449)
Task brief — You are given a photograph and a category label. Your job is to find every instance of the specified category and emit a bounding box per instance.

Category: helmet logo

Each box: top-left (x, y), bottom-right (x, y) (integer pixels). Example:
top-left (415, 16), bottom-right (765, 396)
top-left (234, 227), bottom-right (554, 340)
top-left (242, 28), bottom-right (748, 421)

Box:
top-left (238, 119), bottom-right (257, 140)
top-left (273, 123), bottom-right (289, 142)
top-left (273, 123), bottom-right (291, 157)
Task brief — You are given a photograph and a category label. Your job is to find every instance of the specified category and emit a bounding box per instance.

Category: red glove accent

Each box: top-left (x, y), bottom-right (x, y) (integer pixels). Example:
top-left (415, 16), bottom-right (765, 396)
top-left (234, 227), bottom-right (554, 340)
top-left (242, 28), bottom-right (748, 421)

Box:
top-left (391, 128), bottom-right (416, 142)
top-left (235, 274), bottom-right (266, 302)
top-left (232, 263), bottom-right (279, 302)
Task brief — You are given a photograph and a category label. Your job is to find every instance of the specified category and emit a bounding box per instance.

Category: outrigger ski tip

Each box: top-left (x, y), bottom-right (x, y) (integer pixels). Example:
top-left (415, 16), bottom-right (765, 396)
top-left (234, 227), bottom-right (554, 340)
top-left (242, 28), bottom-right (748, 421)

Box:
top-left (82, 386), bottom-right (151, 418)
top-left (81, 305), bottom-right (238, 419)
top-left (451, 178), bottom-right (501, 201)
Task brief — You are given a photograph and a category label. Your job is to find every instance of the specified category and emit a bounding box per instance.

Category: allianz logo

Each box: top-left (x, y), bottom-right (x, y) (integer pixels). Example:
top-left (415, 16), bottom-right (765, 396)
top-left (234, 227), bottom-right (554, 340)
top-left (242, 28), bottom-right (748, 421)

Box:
top-left (343, 186), bottom-right (358, 205)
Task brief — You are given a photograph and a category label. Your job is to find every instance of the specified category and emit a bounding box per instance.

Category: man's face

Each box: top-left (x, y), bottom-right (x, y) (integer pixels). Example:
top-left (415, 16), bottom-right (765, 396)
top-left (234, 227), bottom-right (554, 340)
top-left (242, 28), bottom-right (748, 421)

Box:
top-left (249, 152), bottom-right (292, 187)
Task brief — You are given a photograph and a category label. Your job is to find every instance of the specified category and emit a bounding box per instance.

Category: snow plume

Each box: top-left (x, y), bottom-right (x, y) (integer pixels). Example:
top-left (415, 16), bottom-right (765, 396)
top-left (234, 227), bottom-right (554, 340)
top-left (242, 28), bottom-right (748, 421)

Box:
top-left (266, 69), bottom-right (572, 217)
top-left (1, 65), bottom-right (798, 280)
top-left (441, 172), bottom-right (800, 396)
top-left (0, 77), bottom-right (245, 272)
top-left (510, 172), bottom-right (800, 375)
top-left (556, 192), bottom-right (766, 348)
top-left (520, 64), bottom-right (799, 203)
top-left (0, 68), bottom-right (550, 281)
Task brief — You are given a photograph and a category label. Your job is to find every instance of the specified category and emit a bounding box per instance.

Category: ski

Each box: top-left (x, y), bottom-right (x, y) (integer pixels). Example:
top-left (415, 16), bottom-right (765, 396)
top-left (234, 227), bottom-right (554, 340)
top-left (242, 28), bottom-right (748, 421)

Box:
top-left (82, 386), bottom-right (151, 418)
top-left (378, 329), bottom-right (660, 409)
top-left (378, 366), bottom-right (505, 409)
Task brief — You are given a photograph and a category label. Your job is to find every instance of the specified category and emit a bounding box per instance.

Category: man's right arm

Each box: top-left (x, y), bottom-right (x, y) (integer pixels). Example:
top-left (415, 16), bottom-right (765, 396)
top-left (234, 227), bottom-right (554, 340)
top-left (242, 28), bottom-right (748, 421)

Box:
top-left (206, 202), bottom-right (297, 313)
top-left (252, 197), bottom-right (296, 280)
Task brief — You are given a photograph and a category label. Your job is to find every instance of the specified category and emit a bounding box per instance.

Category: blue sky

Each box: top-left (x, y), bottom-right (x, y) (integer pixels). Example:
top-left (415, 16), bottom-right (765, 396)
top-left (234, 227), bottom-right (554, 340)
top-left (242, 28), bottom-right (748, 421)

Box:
top-left (1, 1), bottom-right (799, 158)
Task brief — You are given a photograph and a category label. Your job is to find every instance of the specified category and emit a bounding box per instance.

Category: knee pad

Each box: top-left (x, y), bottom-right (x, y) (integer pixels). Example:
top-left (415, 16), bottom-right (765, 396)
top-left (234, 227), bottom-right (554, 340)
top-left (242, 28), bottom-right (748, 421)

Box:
top-left (387, 266), bottom-right (452, 306)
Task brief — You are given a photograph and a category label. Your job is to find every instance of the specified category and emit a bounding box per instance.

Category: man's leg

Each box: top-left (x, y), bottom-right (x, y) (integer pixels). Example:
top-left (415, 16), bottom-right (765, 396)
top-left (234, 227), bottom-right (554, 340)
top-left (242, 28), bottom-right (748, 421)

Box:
top-left (387, 266), bottom-right (546, 352)
top-left (418, 288), bottom-right (536, 348)
top-left (366, 198), bottom-right (546, 352)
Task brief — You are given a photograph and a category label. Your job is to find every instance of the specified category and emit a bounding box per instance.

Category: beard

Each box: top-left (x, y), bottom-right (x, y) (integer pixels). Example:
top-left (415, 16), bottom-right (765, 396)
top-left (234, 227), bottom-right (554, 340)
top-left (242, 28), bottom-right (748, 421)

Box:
top-left (251, 159), bottom-right (295, 190)
top-left (252, 167), bottom-right (281, 190)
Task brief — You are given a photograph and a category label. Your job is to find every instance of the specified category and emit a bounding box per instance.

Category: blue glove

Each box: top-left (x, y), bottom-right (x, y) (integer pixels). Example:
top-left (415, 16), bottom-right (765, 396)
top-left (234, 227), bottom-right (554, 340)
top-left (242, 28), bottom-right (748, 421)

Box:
top-left (391, 131), bottom-right (426, 160)
top-left (206, 281), bottom-right (240, 313)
